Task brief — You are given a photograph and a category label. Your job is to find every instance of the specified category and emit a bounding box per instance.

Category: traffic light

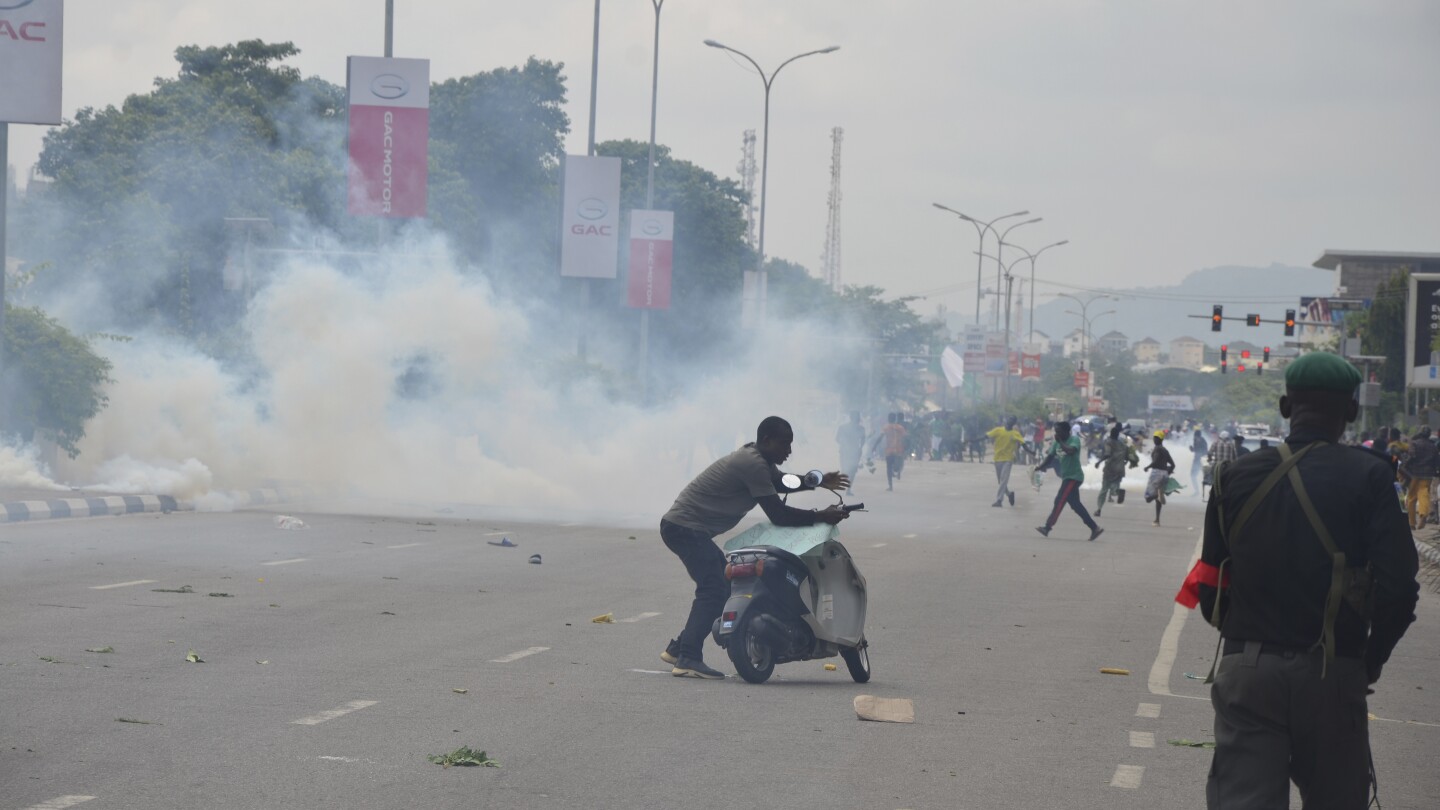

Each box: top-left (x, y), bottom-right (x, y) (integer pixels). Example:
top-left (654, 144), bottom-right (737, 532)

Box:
top-left (1246, 314), bottom-right (1261, 327)
top-left (1212, 305), bottom-right (1223, 332)
top-left (1220, 344), bottom-right (1228, 374)
top-left (1284, 309), bottom-right (1296, 336)
top-left (1263, 347), bottom-right (1271, 363)
top-left (1237, 364), bottom-right (1247, 373)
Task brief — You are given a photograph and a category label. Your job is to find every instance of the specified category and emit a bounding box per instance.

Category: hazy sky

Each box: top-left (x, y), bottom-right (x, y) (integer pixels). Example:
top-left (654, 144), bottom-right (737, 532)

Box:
top-left (7, 1), bottom-right (1439, 317)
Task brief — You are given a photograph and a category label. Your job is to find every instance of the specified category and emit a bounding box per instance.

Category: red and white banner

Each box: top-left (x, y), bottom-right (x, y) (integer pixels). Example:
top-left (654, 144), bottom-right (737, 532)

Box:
top-left (0, 0), bottom-right (63, 125)
top-left (626, 210), bottom-right (673, 309)
top-left (347, 56), bottom-right (429, 218)
top-left (560, 155), bottom-right (622, 278)
top-left (1021, 352), bottom-right (1042, 379)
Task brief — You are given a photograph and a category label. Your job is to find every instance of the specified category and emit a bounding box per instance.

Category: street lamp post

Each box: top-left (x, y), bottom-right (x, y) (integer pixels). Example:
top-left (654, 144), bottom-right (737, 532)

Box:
top-left (994, 217), bottom-right (1041, 328)
top-left (976, 250), bottom-right (1032, 407)
top-left (706, 39), bottom-right (839, 325)
top-left (1002, 239), bottom-right (1069, 340)
top-left (637, 0), bottom-right (667, 403)
top-left (1056, 292), bottom-right (1116, 404)
top-left (932, 204), bottom-right (1029, 325)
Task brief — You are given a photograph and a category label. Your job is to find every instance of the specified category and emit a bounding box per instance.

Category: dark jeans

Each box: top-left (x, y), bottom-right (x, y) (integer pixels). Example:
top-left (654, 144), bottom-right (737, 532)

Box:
top-left (885, 454), bottom-right (901, 488)
top-left (660, 519), bottom-right (728, 660)
top-left (1207, 642), bottom-right (1370, 809)
top-left (1045, 478), bottom-right (1098, 531)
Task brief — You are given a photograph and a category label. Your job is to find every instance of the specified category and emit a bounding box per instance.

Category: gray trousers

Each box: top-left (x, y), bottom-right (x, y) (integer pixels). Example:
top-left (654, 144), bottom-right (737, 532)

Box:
top-left (1207, 641), bottom-right (1371, 809)
top-left (993, 461), bottom-right (1013, 503)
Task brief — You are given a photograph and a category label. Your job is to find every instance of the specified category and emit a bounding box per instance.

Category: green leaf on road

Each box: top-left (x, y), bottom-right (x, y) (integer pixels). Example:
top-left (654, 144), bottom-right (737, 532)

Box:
top-left (85, 646), bottom-right (115, 654)
top-left (428, 746), bottom-right (500, 768)
top-left (185, 650), bottom-right (204, 663)
top-left (38, 655), bottom-right (73, 664)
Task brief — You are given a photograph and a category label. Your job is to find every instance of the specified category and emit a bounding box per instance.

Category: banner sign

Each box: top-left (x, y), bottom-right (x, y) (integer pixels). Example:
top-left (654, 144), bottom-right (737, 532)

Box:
top-left (962, 326), bottom-right (986, 373)
top-left (1073, 371), bottom-right (1090, 389)
top-left (0, 0), bottom-right (63, 125)
top-left (1008, 351), bottom-right (1020, 376)
top-left (626, 209), bottom-right (673, 309)
top-left (1147, 395), bottom-right (1195, 412)
top-left (984, 341), bottom-right (1006, 377)
top-left (560, 155), bottom-right (622, 278)
top-left (347, 56), bottom-right (429, 218)
top-left (1021, 352), bottom-right (1042, 379)
top-left (1405, 274), bottom-right (1440, 389)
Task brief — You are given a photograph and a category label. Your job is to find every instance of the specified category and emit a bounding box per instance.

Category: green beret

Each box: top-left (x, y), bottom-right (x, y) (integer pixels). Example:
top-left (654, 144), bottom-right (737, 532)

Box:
top-left (1284, 351), bottom-right (1362, 392)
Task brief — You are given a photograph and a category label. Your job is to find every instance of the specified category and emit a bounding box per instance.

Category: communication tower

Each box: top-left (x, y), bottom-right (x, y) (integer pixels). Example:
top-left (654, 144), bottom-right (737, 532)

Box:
top-left (738, 129), bottom-right (758, 247)
top-left (821, 126), bottom-right (844, 290)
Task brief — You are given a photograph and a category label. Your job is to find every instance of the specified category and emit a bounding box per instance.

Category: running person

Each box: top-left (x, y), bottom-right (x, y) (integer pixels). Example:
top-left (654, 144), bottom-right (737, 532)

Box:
top-left (1145, 430), bottom-right (1177, 526)
top-left (1035, 421), bottom-right (1104, 541)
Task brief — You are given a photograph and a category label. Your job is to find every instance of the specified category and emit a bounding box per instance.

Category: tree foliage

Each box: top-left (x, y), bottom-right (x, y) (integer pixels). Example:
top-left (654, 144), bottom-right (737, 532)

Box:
top-left (1, 305), bottom-right (114, 457)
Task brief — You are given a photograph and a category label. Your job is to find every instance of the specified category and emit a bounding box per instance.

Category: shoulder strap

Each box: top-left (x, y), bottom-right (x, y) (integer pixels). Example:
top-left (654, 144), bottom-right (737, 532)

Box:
top-left (1224, 442), bottom-right (1321, 543)
top-left (1278, 443), bottom-right (1346, 678)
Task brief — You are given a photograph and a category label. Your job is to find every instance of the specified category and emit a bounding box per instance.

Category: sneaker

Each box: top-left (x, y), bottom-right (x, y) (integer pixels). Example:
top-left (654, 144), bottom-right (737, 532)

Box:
top-left (671, 656), bottom-right (724, 680)
top-left (1035, 526), bottom-right (1050, 537)
top-left (1089, 527), bottom-right (1105, 542)
top-left (1152, 521), bottom-right (1161, 527)
top-left (1094, 509), bottom-right (1102, 518)
top-left (1008, 491), bottom-right (1015, 506)
top-left (660, 639), bottom-right (680, 666)
top-left (991, 500), bottom-right (1002, 508)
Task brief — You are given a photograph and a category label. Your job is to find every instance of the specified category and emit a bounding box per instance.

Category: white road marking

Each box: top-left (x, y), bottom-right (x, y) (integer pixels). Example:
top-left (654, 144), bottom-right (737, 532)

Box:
top-left (24, 797), bottom-right (97, 810)
top-left (90, 579), bottom-right (156, 590)
top-left (1110, 764), bottom-right (1145, 789)
top-left (559, 521), bottom-right (581, 527)
top-left (902, 533), bottom-right (918, 538)
top-left (262, 558), bottom-right (309, 566)
top-left (318, 755), bottom-right (364, 763)
top-left (618, 612), bottom-right (661, 623)
top-left (871, 543), bottom-right (888, 548)
top-left (386, 543), bottom-right (426, 549)
top-left (1129, 731), bottom-right (1156, 748)
top-left (1149, 532), bottom-right (1204, 696)
top-left (482, 531), bottom-right (508, 536)
top-left (291, 700), bottom-right (378, 725)
top-left (490, 646), bottom-right (549, 663)
top-left (1136, 702), bottom-right (1162, 719)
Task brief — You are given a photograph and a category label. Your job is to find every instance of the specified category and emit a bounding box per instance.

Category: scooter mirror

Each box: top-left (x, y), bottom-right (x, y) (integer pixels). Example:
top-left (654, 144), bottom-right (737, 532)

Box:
top-left (780, 473), bottom-right (804, 490)
top-left (803, 470), bottom-right (825, 488)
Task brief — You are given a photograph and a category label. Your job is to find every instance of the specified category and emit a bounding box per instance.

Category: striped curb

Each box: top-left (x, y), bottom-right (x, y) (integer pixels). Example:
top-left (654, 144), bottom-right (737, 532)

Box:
top-left (2, 487), bottom-right (315, 523)
top-left (1417, 539), bottom-right (1440, 568)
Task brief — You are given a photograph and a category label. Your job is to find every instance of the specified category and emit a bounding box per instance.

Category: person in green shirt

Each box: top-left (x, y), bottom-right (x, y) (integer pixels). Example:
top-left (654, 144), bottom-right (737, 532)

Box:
top-left (987, 416), bottom-right (1026, 507)
top-left (1035, 421), bottom-right (1104, 541)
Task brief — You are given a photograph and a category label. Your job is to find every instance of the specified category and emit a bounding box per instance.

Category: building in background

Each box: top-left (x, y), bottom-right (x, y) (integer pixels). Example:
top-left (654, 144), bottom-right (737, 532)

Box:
top-left (1313, 250), bottom-right (1440, 300)
top-left (1097, 330), bottom-right (1129, 356)
top-left (1168, 336), bottom-right (1206, 370)
top-left (1132, 337), bottom-right (1162, 364)
top-left (1062, 329), bottom-right (1085, 358)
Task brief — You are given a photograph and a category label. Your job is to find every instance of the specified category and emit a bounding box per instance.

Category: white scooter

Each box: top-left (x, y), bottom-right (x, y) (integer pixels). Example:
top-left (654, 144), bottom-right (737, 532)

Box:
top-left (710, 471), bottom-right (870, 684)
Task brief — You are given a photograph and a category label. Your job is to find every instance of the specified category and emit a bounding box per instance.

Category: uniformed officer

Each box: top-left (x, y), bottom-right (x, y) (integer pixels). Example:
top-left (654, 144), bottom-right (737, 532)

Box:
top-left (1180, 352), bottom-right (1419, 809)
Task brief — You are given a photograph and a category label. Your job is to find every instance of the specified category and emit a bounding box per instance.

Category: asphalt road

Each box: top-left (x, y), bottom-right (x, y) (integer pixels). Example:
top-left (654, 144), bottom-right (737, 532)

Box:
top-left (2, 460), bottom-right (1436, 810)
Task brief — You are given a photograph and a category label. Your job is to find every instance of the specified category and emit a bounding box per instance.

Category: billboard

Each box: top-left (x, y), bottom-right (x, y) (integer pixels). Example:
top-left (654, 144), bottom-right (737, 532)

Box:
top-left (1405, 274), bottom-right (1440, 389)
top-left (1147, 395), bottom-right (1195, 412)
top-left (1020, 352), bottom-right (1042, 379)
top-left (625, 209), bottom-right (673, 309)
top-left (0, 0), bottom-right (63, 125)
top-left (347, 56), bottom-right (429, 218)
top-left (961, 326), bottom-right (985, 373)
top-left (559, 155), bottom-right (621, 278)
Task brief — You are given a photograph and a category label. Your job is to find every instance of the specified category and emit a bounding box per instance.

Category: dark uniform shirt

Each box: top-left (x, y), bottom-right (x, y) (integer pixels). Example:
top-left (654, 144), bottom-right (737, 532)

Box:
top-left (1199, 435), bottom-right (1419, 677)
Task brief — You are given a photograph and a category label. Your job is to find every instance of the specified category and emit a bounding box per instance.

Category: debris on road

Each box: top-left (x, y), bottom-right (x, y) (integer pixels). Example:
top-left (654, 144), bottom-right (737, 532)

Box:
top-left (1183, 672), bottom-right (1205, 680)
top-left (487, 537), bottom-right (517, 548)
top-left (275, 515), bottom-right (307, 529)
top-left (85, 646), bottom-right (115, 654)
top-left (428, 746), bottom-right (500, 768)
top-left (185, 650), bottom-right (204, 663)
top-left (256, 660), bottom-right (270, 665)
top-left (152, 585), bottom-right (194, 594)
top-left (823, 663), bottom-right (838, 671)
top-left (417, 521), bottom-right (436, 526)
top-left (452, 688), bottom-right (468, 694)
top-left (383, 576), bottom-right (399, 580)
top-left (529, 554), bottom-right (542, 564)
top-left (38, 655), bottom-right (73, 664)
top-left (591, 613), bottom-right (615, 624)
top-left (854, 695), bottom-right (915, 724)
top-left (1168, 739), bottom-right (1216, 749)
top-left (380, 611), bottom-right (396, 615)
top-left (116, 718), bottom-right (159, 725)
top-left (207, 592), bottom-right (233, 598)
top-left (1100, 667), bottom-right (1130, 676)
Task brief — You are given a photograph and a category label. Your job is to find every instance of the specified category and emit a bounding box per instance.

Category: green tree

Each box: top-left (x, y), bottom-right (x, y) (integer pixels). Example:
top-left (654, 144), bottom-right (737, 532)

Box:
top-left (1, 305), bottom-right (114, 457)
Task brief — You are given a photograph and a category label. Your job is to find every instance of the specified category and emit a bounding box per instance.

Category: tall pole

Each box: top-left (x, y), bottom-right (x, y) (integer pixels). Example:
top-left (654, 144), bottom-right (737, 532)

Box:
top-left (0, 123), bottom-right (8, 435)
top-left (639, 0), bottom-right (665, 402)
top-left (931, 204), bottom-right (1028, 326)
top-left (578, 0), bottom-right (601, 360)
top-left (384, 0), bottom-right (394, 57)
top-left (1018, 239), bottom-right (1068, 340)
top-left (706, 40), bottom-right (840, 325)
top-left (995, 217), bottom-right (1040, 328)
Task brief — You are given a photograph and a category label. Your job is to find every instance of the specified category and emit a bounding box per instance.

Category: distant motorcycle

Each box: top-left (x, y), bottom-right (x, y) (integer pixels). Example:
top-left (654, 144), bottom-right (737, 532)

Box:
top-left (711, 471), bottom-right (871, 684)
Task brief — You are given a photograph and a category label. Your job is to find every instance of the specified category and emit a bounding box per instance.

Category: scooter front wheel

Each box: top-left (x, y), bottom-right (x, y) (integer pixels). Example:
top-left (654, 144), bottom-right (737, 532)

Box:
top-left (728, 614), bottom-right (776, 684)
top-left (841, 643), bottom-right (871, 683)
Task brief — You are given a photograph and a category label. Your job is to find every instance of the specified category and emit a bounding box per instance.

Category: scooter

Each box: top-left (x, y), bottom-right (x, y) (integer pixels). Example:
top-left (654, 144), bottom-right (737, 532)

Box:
top-left (711, 471), bottom-right (871, 684)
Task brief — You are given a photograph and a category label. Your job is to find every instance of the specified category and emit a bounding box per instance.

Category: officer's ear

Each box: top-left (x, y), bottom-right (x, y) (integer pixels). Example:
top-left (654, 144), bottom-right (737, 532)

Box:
top-left (1279, 395), bottom-right (1292, 419)
top-left (1344, 397), bottom-right (1359, 424)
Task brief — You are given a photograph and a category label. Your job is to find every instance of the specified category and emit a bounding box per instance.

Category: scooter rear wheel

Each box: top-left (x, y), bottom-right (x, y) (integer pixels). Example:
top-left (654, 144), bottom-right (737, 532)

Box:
top-left (728, 615), bottom-right (776, 684)
top-left (841, 644), bottom-right (871, 683)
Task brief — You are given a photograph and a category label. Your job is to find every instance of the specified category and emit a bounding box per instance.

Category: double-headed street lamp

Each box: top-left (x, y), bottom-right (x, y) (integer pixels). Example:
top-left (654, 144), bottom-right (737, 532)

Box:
top-left (1001, 239), bottom-right (1069, 339)
top-left (705, 39), bottom-right (840, 325)
top-left (1055, 292), bottom-right (1118, 359)
top-left (993, 217), bottom-right (1041, 327)
top-left (932, 204), bottom-right (1029, 326)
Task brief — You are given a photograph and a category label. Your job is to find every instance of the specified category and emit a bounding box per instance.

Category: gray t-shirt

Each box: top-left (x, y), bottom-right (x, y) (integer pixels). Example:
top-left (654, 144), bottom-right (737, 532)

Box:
top-left (662, 444), bottom-right (779, 536)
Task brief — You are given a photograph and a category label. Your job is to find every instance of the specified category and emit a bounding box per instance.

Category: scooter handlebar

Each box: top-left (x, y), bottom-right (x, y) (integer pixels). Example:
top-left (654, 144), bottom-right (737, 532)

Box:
top-left (843, 502), bottom-right (865, 512)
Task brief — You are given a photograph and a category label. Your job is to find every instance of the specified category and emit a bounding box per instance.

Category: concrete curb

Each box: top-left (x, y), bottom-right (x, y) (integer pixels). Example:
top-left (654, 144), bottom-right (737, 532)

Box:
top-left (1, 487), bottom-right (304, 524)
top-left (1417, 538), bottom-right (1440, 568)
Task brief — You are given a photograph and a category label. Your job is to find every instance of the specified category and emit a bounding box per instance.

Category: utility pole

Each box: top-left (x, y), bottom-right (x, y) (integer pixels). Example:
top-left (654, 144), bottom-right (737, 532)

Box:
top-left (738, 130), bottom-right (757, 246)
top-left (821, 126), bottom-right (843, 291)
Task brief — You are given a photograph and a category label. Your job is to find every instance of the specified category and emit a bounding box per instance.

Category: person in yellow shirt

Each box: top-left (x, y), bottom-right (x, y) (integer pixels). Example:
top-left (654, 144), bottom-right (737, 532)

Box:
top-left (987, 416), bottom-right (1026, 507)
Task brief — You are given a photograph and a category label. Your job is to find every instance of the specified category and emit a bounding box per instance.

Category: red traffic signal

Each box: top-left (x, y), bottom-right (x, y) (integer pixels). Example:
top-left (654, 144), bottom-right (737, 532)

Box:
top-left (1241, 349), bottom-right (1251, 360)
top-left (1212, 305), bottom-right (1223, 332)
top-left (1246, 314), bottom-right (1261, 326)
top-left (1237, 364), bottom-right (1247, 373)
top-left (1284, 310), bottom-right (1296, 337)
top-left (1263, 347), bottom-right (1271, 363)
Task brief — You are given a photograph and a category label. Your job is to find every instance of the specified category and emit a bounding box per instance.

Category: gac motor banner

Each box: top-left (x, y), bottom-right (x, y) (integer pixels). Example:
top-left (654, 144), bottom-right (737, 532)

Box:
top-left (559, 155), bottom-right (622, 279)
top-left (347, 56), bottom-right (429, 218)
top-left (626, 210), bottom-right (673, 309)
top-left (1405, 274), bottom-right (1440, 389)
top-left (0, 0), bottom-right (63, 125)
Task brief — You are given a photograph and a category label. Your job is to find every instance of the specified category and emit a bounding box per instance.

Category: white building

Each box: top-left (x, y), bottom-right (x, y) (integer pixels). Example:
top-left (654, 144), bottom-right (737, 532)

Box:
top-left (1168, 336), bottom-right (1206, 370)
top-left (1133, 337), bottom-right (1162, 364)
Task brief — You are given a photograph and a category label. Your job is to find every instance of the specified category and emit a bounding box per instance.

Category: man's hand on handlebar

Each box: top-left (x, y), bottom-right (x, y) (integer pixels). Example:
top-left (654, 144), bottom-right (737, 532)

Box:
top-left (821, 472), bottom-right (850, 491)
top-left (815, 505), bottom-right (850, 525)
